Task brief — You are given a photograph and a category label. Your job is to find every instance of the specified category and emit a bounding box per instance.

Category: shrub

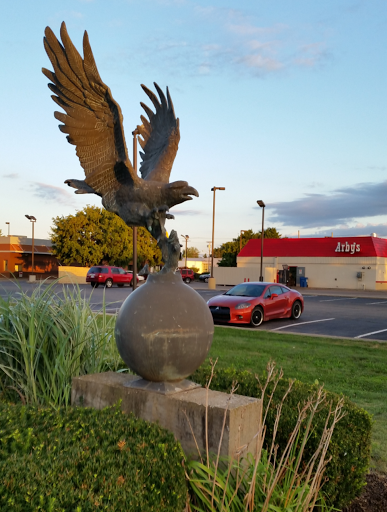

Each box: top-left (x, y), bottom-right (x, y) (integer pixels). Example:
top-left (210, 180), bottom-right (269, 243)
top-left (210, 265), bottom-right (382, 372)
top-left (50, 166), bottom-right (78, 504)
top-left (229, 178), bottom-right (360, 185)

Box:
top-left (0, 403), bottom-right (187, 511)
top-left (186, 367), bottom-right (341, 512)
top-left (191, 365), bottom-right (372, 510)
top-left (0, 279), bottom-right (121, 407)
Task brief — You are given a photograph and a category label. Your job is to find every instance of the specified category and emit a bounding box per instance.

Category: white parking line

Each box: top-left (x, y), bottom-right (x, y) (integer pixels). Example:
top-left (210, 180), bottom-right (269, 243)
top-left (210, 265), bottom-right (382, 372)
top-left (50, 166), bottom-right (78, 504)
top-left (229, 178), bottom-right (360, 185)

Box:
top-left (355, 329), bottom-right (387, 339)
top-left (319, 298), bottom-right (358, 302)
top-left (366, 301), bottom-right (387, 305)
top-left (271, 318), bottom-right (335, 331)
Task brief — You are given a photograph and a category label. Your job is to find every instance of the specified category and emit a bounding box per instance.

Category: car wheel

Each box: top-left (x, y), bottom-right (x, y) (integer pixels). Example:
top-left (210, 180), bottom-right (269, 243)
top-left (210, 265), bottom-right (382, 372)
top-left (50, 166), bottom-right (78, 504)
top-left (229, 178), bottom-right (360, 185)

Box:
top-left (91, 282), bottom-right (99, 288)
top-left (291, 300), bottom-right (302, 319)
top-left (184, 277), bottom-right (191, 284)
top-left (250, 307), bottom-right (264, 327)
top-left (204, 277), bottom-right (209, 283)
top-left (117, 283), bottom-right (124, 288)
top-left (105, 279), bottom-right (113, 288)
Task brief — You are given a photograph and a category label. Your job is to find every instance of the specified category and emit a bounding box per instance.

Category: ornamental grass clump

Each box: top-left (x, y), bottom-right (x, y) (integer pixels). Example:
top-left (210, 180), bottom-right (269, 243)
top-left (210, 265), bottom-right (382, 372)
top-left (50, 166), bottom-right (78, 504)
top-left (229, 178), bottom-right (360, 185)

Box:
top-left (0, 279), bottom-right (121, 407)
top-left (186, 360), bottom-right (344, 512)
top-left (191, 364), bottom-right (372, 510)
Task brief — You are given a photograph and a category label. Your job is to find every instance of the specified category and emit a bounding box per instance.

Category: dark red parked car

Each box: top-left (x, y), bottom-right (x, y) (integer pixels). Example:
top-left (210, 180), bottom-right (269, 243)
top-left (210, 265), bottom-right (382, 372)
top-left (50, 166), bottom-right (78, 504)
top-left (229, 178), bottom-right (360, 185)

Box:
top-left (207, 282), bottom-right (304, 327)
top-left (86, 266), bottom-right (135, 288)
top-left (179, 268), bottom-right (195, 283)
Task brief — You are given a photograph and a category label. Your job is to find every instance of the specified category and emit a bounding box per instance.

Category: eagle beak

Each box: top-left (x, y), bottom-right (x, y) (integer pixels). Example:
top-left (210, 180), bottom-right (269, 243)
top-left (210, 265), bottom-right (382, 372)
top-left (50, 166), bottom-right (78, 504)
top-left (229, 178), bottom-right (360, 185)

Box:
top-left (183, 185), bottom-right (199, 200)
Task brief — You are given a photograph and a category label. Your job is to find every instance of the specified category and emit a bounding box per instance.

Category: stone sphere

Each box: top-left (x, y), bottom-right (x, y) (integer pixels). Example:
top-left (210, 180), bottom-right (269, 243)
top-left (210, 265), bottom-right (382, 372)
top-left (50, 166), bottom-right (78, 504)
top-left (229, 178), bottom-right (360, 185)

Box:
top-left (115, 272), bottom-right (214, 382)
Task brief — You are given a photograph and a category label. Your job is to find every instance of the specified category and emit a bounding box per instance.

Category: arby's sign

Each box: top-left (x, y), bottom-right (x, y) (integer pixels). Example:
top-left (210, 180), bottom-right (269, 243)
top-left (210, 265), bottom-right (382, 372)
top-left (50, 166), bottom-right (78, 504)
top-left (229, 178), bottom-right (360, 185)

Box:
top-left (335, 241), bottom-right (360, 255)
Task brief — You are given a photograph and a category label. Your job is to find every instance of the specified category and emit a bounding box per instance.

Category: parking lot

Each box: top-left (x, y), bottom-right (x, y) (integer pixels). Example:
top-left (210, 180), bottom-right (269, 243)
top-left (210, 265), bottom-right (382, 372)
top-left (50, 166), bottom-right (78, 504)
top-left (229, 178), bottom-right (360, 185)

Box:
top-left (197, 285), bottom-right (387, 341)
top-left (1, 278), bottom-right (386, 341)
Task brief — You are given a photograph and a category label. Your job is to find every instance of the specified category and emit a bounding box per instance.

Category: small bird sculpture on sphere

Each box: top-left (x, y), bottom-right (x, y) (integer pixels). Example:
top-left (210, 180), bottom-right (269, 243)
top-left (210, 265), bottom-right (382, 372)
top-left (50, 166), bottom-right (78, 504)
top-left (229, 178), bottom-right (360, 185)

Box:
top-left (42, 22), bottom-right (198, 272)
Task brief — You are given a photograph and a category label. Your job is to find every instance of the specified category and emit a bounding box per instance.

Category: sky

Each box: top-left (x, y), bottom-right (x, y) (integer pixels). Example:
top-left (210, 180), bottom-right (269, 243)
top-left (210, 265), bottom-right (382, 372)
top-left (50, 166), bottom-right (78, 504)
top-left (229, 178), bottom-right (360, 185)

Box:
top-left (0, 0), bottom-right (386, 254)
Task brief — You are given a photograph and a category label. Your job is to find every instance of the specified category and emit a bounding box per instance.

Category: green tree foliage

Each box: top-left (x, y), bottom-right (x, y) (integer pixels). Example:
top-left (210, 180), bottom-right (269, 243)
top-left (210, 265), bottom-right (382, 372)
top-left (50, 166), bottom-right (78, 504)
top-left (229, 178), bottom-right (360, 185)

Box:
top-left (50, 206), bottom-right (162, 267)
top-left (0, 229), bottom-right (2, 237)
top-left (217, 252), bottom-right (237, 267)
top-left (182, 246), bottom-right (200, 258)
top-left (214, 227), bottom-right (282, 266)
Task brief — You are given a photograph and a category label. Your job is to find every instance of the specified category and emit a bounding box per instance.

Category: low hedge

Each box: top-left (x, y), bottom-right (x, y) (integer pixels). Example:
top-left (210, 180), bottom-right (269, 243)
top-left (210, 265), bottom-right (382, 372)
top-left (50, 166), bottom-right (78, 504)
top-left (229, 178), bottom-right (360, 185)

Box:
top-left (0, 403), bottom-right (187, 511)
top-left (191, 366), bottom-right (372, 510)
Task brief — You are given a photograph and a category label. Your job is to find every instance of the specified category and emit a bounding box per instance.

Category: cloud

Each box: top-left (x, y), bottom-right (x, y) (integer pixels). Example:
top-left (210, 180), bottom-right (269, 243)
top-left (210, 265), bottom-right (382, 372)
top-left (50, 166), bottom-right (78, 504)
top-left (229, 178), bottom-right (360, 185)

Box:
top-left (124, 6), bottom-right (329, 80)
top-left (292, 42), bottom-right (330, 68)
top-left (307, 223), bottom-right (387, 238)
top-left (367, 165), bottom-right (387, 172)
top-left (31, 182), bottom-right (75, 205)
top-left (3, 173), bottom-right (19, 179)
top-left (266, 180), bottom-right (387, 229)
top-left (236, 53), bottom-right (283, 72)
top-left (171, 209), bottom-right (204, 216)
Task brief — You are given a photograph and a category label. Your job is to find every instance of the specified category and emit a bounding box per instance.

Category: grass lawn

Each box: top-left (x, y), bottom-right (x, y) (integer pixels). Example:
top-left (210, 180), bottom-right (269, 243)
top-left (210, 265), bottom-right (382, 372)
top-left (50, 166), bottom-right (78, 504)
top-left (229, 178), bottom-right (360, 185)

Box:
top-left (208, 326), bottom-right (387, 473)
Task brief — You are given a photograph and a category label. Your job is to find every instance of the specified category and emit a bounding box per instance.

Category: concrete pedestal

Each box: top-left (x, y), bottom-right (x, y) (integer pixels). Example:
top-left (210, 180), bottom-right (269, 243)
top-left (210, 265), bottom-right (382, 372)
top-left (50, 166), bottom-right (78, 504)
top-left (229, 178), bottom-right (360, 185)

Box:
top-left (72, 372), bottom-right (262, 459)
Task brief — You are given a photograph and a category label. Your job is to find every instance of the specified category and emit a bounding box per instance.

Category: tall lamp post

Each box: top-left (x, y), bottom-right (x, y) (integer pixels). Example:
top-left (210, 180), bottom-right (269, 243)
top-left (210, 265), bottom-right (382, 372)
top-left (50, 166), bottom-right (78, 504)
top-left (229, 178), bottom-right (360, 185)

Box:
top-left (5, 222), bottom-right (10, 236)
top-left (132, 128), bottom-right (139, 290)
top-left (207, 241), bottom-right (212, 273)
top-left (181, 235), bottom-right (189, 268)
top-left (257, 201), bottom-right (265, 281)
top-left (25, 215), bottom-right (36, 278)
top-left (210, 187), bottom-right (225, 288)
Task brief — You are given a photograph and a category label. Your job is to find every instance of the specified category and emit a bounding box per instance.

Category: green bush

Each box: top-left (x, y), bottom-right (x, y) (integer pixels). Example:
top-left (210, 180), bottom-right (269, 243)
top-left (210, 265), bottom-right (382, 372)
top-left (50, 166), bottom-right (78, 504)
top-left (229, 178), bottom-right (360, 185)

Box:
top-left (0, 403), bottom-right (187, 511)
top-left (191, 366), bottom-right (372, 510)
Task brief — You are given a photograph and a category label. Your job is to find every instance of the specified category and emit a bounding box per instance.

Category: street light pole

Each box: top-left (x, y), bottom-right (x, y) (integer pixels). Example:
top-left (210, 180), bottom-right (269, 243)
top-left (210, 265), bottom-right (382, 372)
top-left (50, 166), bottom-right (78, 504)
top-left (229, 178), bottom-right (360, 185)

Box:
top-left (206, 241), bottom-right (212, 273)
top-left (132, 129), bottom-right (139, 290)
top-left (5, 222), bottom-right (10, 236)
top-left (210, 187), bottom-right (225, 286)
top-left (181, 235), bottom-right (189, 268)
top-left (25, 215), bottom-right (36, 277)
top-left (257, 201), bottom-right (265, 281)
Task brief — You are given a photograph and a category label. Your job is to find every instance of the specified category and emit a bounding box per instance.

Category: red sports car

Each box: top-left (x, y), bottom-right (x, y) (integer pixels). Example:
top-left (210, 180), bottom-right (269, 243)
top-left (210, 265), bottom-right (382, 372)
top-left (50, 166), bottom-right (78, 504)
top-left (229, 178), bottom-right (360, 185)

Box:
top-left (207, 282), bottom-right (304, 327)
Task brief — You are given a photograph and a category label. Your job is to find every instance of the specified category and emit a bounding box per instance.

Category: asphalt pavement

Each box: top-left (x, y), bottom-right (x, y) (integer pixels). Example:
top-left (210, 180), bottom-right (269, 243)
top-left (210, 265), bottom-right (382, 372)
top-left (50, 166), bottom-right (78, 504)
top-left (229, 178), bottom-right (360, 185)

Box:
top-left (1, 278), bottom-right (386, 341)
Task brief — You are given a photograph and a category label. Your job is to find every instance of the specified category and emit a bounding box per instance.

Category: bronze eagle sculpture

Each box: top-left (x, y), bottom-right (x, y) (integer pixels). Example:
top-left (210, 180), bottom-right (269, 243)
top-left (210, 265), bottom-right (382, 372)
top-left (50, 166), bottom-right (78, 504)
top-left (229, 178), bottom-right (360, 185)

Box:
top-left (42, 22), bottom-right (198, 270)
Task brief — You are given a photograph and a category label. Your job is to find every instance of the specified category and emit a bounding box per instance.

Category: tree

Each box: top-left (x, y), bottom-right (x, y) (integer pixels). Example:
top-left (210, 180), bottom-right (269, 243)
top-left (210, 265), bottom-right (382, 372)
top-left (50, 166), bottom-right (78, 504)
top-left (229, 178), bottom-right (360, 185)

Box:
top-left (50, 206), bottom-right (162, 267)
top-left (217, 252), bottom-right (237, 267)
top-left (182, 247), bottom-right (200, 258)
top-left (215, 227), bottom-right (282, 267)
top-left (0, 229), bottom-right (2, 237)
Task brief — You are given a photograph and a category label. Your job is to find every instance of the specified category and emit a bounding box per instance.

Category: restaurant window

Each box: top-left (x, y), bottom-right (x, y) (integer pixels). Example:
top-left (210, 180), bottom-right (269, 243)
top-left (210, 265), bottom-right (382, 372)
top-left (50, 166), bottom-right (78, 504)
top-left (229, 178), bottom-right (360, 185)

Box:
top-left (3, 260), bottom-right (8, 271)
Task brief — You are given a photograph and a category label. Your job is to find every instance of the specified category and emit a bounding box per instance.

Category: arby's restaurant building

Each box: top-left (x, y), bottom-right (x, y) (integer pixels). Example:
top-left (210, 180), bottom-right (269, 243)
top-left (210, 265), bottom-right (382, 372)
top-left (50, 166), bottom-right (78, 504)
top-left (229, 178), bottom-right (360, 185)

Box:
top-left (213, 236), bottom-right (387, 291)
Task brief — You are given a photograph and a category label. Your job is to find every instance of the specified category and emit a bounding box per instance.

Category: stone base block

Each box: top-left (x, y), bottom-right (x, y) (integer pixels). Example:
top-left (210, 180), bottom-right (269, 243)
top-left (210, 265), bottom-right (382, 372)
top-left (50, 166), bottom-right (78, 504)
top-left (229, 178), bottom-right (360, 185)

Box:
top-left (72, 372), bottom-right (262, 459)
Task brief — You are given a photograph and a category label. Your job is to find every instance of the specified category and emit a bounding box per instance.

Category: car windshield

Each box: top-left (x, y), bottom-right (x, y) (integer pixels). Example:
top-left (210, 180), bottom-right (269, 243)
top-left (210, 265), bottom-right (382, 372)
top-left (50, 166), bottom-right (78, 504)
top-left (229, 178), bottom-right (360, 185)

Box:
top-left (225, 284), bottom-right (266, 298)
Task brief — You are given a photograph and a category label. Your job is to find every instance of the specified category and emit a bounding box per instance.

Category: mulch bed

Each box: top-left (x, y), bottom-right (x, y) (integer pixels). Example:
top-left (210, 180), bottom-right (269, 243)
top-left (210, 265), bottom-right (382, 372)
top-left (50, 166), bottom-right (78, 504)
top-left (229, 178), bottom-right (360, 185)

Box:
top-left (343, 472), bottom-right (387, 512)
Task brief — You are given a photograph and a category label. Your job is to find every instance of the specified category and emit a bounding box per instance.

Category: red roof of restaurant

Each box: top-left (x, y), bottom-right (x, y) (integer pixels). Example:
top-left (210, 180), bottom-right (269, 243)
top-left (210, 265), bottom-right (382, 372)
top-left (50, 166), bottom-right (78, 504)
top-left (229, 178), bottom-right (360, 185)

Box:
top-left (238, 237), bottom-right (387, 258)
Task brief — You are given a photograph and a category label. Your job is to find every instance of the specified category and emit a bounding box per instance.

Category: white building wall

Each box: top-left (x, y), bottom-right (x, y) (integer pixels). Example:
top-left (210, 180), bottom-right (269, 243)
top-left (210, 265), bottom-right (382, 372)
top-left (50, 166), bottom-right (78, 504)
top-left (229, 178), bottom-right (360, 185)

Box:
top-left (213, 255), bottom-right (387, 291)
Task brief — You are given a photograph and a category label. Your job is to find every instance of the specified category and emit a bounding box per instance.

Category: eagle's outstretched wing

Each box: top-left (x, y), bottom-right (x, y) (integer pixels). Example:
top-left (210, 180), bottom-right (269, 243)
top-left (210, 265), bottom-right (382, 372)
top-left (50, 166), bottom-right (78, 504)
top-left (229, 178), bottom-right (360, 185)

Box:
top-left (42, 22), bottom-right (138, 200)
top-left (137, 84), bottom-right (180, 183)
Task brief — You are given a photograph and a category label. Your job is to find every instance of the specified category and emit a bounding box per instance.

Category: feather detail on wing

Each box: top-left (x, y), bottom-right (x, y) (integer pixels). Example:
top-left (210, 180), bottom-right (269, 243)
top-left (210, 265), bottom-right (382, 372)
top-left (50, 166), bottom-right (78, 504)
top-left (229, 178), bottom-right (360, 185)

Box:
top-left (42, 22), bottom-right (138, 201)
top-left (136, 83), bottom-right (180, 183)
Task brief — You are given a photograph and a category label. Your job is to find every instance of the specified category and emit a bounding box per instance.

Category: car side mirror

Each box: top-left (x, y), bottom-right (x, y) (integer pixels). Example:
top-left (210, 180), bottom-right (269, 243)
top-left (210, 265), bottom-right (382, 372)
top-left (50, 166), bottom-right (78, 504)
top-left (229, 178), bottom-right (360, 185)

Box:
top-left (271, 293), bottom-right (278, 299)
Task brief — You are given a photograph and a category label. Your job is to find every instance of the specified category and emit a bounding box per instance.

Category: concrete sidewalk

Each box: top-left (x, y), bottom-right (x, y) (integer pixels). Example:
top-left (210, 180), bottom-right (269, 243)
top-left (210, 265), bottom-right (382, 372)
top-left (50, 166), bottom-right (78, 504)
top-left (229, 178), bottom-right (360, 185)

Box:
top-left (299, 287), bottom-right (387, 300)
